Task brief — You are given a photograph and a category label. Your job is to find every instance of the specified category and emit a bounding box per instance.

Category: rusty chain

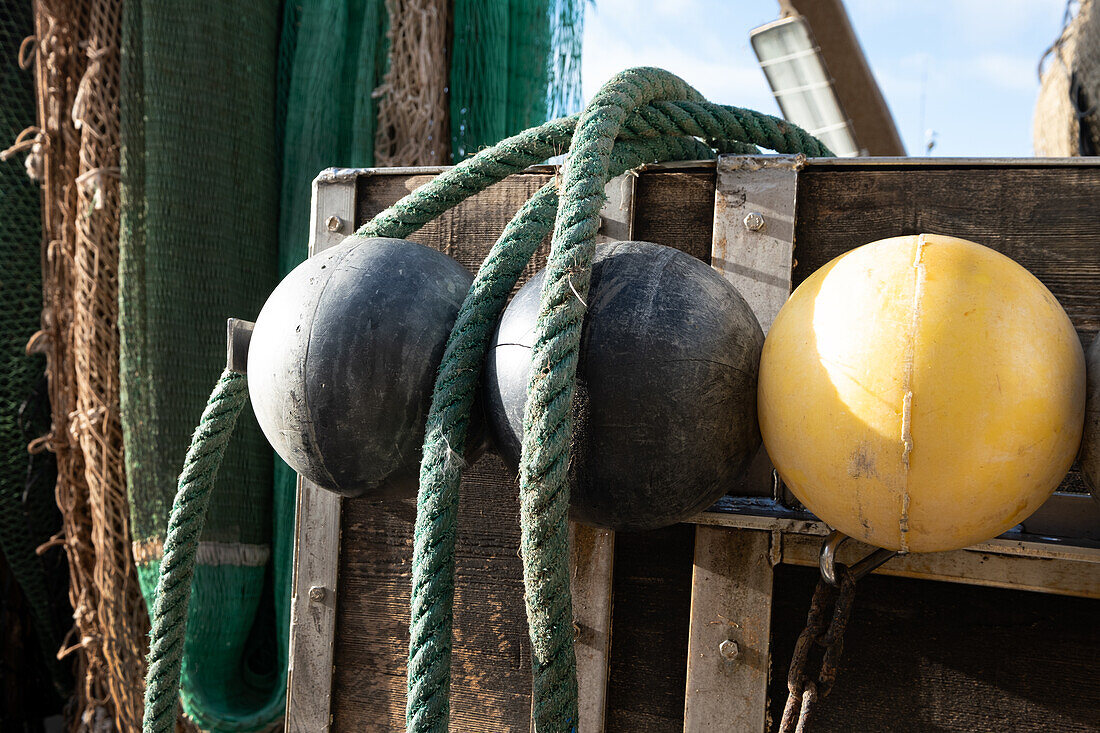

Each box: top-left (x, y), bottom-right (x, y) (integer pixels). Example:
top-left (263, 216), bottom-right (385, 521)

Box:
top-left (779, 565), bottom-right (858, 733)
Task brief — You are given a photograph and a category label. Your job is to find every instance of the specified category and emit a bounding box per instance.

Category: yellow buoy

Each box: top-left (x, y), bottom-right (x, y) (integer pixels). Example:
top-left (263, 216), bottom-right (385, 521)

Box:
top-left (759, 234), bottom-right (1085, 553)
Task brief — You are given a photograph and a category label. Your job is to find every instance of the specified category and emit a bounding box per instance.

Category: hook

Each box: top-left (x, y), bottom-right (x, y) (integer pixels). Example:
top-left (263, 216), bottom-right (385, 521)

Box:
top-left (819, 530), bottom-right (898, 587)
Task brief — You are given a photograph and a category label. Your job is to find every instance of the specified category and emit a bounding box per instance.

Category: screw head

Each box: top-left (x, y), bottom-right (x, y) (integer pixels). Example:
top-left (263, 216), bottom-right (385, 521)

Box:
top-left (743, 212), bottom-right (765, 232)
top-left (719, 639), bottom-right (739, 661)
top-left (308, 585), bottom-right (327, 602)
top-left (326, 215), bottom-right (344, 233)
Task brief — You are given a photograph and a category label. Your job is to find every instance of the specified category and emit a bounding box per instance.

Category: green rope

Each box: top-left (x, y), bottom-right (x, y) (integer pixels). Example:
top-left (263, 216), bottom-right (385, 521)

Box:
top-left (403, 134), bottom-right (716, 733)
top-left (358, 99), bottom-right (827, 240)
top-left (142, 370), bottom-right (250, 733)
top-left (140, 66), bottom-right (829, 733)
top-left (519, 67), bottom-right (706, 730)
top-left (375, 69), bottom-right (831, 733)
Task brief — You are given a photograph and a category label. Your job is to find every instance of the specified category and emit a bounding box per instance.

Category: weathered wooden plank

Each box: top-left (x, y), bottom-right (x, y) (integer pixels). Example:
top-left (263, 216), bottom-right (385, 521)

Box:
top-left (605, 524), bottom-right (697, 733)
top-left (794, 164), bottom-right (1100, 339)
top-left (356, 170), bottom-right (554, 284)
top-left (776, 531), bottom-right (1100, 599)
top-left (631, 170), bottom-right (715, 260)
top-left (286, 169), bottom-right (357, 731)
top-left (571, 523), bottom-right (615, 732)
top-left (331, 457), bottom-right (534, 732)
top-left (683, 528), bottom-right (774, 733)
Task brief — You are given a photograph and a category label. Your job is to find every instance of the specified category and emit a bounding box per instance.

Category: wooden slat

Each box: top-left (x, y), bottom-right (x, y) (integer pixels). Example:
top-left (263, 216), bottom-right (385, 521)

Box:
top-left (794, 165), bottom-right (1100, 339)
top-left (682, 155), bottom-right (801, 732)
top-left (777, 531), bottom-right (1100, 599)
top-left (357, 169), bottom-right (553, 282)
top-left (287, 478), bottom-right (342, 732)
top-left (683, 528), bottom-right (774, 732)
top-left (571, 524), bottom-right (615, 732)
top-left (631, 169), bottom-right (715, 260)
top-left (332, 460), bottom-right (534, 731)
top-left (286, 169), bottom-right (358, 731)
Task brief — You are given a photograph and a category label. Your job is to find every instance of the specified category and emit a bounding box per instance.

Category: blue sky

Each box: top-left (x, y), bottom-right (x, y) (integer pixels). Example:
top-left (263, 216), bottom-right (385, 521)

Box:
top-left (581, 0), bottom-right (1068, 156)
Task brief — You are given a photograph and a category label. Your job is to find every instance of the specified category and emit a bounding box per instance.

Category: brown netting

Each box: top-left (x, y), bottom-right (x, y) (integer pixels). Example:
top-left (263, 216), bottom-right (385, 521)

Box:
top-left (1034, 0), bottom-right (1100, 155)
top-left (32, 0), bottom-right (147, 730)
top-left (374, 0), bottom-right (450, 165)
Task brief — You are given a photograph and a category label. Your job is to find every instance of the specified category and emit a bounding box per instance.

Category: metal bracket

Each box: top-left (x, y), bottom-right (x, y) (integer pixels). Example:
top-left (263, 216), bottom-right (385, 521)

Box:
top-left (711, 154), bottom-right (802, 501)
top-left (711, 154), bottom-right (804, 334)
top-left (226, 318), bottom-right (254, 374)
top-left (819, 531), bottom-right (898, 586)
top-left (596, 171), bottom-right (638, 243)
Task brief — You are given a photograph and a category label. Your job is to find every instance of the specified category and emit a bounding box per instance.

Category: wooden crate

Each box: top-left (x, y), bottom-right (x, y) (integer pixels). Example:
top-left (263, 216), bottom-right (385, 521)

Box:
top-left (286, 157), bottom-right (1100, 732)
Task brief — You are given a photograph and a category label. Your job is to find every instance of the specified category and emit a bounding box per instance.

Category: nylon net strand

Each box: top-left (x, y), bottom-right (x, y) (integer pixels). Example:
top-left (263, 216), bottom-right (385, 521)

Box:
top-left (375, 0), bottom-right (450, 166)
top-left (450, 0), bottom-right (585, 161)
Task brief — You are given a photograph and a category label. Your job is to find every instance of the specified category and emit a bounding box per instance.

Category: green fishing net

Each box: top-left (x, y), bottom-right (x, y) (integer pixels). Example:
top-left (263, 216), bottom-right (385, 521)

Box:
top-left (120, 0), bottom-right (582, 728)
top-left (451, 0), bottom-right (585, 160)
top-left (119, 1), bottom-right (284, 728)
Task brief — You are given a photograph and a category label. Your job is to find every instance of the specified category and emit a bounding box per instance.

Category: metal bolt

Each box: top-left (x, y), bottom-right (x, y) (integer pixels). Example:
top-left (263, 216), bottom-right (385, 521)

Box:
top-left (743, 211), bottom-right (765, 232)
top-left (308, 585), bottom-right (327, 603)
top-left (326, 215), bottom-right (344, 233)
top-left (719, 639), bottom-right (739, 661)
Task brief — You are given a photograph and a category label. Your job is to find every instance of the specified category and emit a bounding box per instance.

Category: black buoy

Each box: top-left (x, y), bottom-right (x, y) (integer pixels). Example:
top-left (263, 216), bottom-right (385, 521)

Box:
top-left (485, 240), bottom-right (764, 531)
top-left (248, 235), bottom-right (479, 498)
top-left (1081, 332), bottom-right (1100, 505)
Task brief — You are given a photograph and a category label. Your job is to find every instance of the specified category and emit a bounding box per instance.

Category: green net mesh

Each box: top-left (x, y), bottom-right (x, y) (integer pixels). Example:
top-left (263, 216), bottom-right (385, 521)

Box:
top-left (119, 1), bottom-right (285, 728)
top-left (122, 1), bottom-right (392, 728)
top-left (120, 0), bottom-right (581, 727)
top-left (0, 0), bottom-right (68, 704)
top-left (450, 0), bottom-right (584, 160)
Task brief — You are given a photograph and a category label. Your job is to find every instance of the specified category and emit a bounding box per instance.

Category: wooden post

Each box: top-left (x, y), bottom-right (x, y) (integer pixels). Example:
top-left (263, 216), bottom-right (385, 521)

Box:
top-left (684, 528), bottom-right (775, 731)
top-left (684, 155), bottom-right (801, 731)
top-left (285, 168), bottom-right (358, 731)
top-left (571, 524), bottom-right (615, 732)
top-left (565, 171), bottom-right (640, 732)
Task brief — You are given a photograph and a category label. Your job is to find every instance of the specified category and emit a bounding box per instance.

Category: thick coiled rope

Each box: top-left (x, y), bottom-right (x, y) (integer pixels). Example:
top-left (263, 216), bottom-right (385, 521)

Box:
top-left (403, 135), bottom-right (718, 733)
top-left (372, 68), bottom-right (830, 733)
top-left (142, 371), bottom-right (249, 733)
top-left (141, 67), bottom-right (829, 733)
